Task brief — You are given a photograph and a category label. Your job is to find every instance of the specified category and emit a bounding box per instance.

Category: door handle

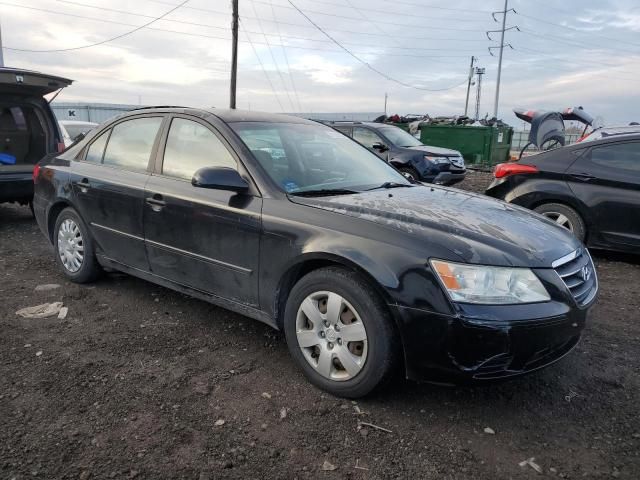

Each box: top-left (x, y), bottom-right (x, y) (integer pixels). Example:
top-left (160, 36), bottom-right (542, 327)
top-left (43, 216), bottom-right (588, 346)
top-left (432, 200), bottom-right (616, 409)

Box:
top-left (569, 173), bottom-right (596, 182)
top-left (146, 195), bottom-right (166, 212)
top-left (76, 178), bottom-right (91, 192)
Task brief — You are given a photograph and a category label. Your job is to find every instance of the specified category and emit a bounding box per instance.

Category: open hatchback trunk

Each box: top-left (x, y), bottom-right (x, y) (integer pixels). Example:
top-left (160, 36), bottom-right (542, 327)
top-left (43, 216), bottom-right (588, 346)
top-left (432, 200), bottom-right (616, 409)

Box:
top-left (0, 67), bottom-right (72, 204)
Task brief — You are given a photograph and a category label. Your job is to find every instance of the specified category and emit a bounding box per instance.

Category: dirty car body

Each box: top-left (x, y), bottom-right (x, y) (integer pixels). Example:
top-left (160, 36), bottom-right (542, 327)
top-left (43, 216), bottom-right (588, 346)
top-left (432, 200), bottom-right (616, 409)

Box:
top-left (34, 108), bottom-right (597, 389)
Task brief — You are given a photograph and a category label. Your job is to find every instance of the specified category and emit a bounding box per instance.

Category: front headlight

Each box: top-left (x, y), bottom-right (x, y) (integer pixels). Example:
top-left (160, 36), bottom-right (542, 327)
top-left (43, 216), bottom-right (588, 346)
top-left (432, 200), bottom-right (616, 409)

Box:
top-left (425, 155), bottom-right (450, 164)
top-left (431, 260), bottom-right (550, 304)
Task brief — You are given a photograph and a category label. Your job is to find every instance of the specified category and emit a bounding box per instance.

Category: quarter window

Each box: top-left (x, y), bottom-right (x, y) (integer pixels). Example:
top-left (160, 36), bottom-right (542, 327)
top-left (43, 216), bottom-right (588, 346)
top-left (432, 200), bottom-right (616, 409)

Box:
top-left (353, 127), bottom-right (384, 149)
top-left (85, 130), bottom-right (109, 163)
top-left (162, 118), bottom-right (236, 180)
top-left (591, 142), bottom-right (640, 172)
top-left (102, 117), bottom-right (163, 172)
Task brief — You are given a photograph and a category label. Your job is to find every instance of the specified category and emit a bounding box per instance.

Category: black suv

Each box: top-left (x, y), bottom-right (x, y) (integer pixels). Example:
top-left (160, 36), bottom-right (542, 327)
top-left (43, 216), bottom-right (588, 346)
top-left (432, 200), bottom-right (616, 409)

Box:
top-left (328, 121), bottom-right (466, 185)
top-left (0, 67), bottom-right (72, 206)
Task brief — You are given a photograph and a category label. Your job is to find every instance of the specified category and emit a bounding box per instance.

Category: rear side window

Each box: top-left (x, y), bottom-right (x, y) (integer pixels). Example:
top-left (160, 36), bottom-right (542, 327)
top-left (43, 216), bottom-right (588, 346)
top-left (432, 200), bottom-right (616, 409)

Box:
top-left (102, 117), bottom-right (163, 172)
top-left (85, 130), bottom-right (109, 163)
top-left (162, 118), bottom-right (236, 180)
top-left (591, 142), bottom-right (640, 172)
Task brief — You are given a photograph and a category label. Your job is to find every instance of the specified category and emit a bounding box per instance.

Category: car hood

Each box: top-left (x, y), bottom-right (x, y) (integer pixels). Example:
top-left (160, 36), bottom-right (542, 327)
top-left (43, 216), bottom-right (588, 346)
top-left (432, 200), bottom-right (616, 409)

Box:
top-left (406, 145), bottom-right (461, 156)
top-left (290, 186), bottom-right (581, 268)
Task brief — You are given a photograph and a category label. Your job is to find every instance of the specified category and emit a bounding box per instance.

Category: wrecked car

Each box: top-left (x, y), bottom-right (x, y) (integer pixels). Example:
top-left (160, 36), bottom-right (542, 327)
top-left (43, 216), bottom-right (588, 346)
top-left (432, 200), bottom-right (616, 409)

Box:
top-left (34, 108), bottom-right (597, 397)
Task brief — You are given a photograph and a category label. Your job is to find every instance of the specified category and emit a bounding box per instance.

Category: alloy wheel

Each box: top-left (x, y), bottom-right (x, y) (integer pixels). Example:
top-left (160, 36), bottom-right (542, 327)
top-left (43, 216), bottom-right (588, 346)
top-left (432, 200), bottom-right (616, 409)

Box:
top-left (57, 218), bottom-right (84, 273)
top-left (295, 291), bottom-right (368, 381)
top-left (542, 211), bottom-right (574, 232)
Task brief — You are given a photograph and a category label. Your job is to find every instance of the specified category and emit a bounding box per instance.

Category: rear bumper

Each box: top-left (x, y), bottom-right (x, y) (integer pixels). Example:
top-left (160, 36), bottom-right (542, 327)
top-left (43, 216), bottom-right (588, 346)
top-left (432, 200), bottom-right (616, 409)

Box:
top-left (392, 303), bottom-right (590, 383)
top-left (0, 172), bottom-right (33, 204)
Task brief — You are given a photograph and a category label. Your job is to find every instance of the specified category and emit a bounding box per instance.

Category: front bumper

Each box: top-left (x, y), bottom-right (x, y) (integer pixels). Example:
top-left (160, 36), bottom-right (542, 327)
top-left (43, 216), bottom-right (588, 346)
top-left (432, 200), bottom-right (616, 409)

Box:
top-left (392, 301), bottom-right (591, 384)
top-left (433, 171), bottom-right (466, 186)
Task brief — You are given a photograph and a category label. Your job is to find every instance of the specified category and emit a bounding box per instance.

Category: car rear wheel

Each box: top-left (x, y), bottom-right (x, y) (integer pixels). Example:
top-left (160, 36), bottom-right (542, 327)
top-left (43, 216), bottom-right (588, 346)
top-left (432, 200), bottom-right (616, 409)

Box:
top-left (283, 267), bottom-right (398, 398)
top-left (54, 207), bottom-right (102, 283)
top-left (534, 203), bottom-right (586, 242)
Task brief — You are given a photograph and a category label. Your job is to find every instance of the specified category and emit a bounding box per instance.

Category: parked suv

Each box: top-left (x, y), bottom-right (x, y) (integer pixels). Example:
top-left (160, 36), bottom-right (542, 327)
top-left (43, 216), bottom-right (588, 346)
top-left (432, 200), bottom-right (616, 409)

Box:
top-left (34, 108), bottom-right (596, 398)
top-left (327, 122), bottom-right (466, 185)
top-left (0, 67), bottom-right (71, 206)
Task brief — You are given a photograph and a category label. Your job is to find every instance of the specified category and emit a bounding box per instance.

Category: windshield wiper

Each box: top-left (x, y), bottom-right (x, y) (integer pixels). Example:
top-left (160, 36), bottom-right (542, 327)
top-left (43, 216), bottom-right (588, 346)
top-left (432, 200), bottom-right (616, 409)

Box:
top-left (289, 188), bottom-right (360, 197)
top-left (365, 182), bottom-right (413, 191)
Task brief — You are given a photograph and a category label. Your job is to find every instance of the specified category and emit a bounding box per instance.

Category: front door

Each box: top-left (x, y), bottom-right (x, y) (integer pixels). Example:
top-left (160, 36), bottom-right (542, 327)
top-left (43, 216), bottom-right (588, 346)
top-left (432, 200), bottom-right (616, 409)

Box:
top-left (566, 140), bottom-right (640, 247)
top-left (72, 116), bottom-right (164, 270)
top-left (143, 116), bottom-right (262, 306)
top-left (352, 127), bottom-right (388, 160)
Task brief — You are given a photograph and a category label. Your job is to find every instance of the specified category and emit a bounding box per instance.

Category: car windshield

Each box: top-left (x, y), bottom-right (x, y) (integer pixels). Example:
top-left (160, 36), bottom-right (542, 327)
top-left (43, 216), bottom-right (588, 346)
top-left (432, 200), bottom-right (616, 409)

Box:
top-left (377, 126), bottom-right (423, 147)
top-left (231, 122), bottom-right (410, 193)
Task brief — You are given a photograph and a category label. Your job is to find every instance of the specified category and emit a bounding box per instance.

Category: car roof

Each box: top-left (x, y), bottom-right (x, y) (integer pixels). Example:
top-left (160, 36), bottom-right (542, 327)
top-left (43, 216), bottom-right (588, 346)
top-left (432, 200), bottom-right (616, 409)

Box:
top-left (59, 120), bottom-right (98, 125)
top-left (322, 121), bottom-right (391, 129)
top-left (126, 106), bottom-right (317, 125)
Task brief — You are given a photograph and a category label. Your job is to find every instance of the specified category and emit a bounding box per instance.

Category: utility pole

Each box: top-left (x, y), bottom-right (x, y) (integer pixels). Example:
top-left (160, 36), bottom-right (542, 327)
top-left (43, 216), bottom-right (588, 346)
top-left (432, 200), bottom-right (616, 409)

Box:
top-left (474, 67), bottom-right (485, 121)
top-left (229, 0), bottom-right (239, 109)
top-left (463, 56), bottom-right (476, 117)
top-left (384, 92), bottom-right (388, 116)
top-left (487, 1), bottom-right (518, 119)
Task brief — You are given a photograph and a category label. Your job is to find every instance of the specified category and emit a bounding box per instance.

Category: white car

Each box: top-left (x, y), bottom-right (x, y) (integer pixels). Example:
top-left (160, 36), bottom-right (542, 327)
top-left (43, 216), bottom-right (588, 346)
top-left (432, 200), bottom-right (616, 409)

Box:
top-left (59, 120), bottom-right (98, 147)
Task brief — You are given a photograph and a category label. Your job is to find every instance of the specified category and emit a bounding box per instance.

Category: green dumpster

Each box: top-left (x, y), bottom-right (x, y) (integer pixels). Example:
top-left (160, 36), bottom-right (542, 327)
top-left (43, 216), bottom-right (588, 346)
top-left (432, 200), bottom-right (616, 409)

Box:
top-left (394, 123), bottom-right (513, 165)
top-left (415, 124), bottom-right (513, 166)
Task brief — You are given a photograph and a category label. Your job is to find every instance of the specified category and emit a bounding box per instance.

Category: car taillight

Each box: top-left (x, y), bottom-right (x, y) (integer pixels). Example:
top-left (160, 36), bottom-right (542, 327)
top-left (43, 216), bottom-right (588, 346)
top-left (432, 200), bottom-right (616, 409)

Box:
top-left (33, 164), bottom-right (41, 183)
top-left (494, 163), bottom-right (538, 179)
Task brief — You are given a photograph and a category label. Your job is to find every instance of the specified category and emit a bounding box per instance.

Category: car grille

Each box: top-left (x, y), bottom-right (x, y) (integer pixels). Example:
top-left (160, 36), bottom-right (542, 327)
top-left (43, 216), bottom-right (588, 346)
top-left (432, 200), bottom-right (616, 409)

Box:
top-left (552, 248), bottom-right (597, 306)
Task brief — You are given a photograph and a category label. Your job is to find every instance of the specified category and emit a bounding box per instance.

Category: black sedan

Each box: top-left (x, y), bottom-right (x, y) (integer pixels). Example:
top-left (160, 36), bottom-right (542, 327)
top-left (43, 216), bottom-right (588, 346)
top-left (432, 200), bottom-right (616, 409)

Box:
top-left (33, 107), bottom-right (597, 397)
top-left (487, 133), bottom-right (640, 254)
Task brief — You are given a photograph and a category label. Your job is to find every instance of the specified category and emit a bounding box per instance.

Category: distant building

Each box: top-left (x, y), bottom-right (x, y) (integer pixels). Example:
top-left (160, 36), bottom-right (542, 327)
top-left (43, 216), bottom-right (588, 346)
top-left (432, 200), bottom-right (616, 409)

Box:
top-left (51, 102), bottom-right (140, 124)
top-left (51, 102), bottom-right (385, 125)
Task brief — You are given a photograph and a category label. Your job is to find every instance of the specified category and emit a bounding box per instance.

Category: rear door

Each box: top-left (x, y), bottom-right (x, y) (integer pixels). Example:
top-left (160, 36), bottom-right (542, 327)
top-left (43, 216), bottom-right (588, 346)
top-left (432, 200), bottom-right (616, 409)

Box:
top-left (72, 115), bottom-right (165, 270)
top-left (143, 115), bottom-right (262, 306)
top-left (566, 140), bottom-right (640, 247)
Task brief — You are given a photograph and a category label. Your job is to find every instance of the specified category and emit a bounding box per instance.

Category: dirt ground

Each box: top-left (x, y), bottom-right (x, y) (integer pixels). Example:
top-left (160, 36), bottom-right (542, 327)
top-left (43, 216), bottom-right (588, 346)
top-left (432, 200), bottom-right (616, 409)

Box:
top-left (1, 172), bottom-right (639, 479)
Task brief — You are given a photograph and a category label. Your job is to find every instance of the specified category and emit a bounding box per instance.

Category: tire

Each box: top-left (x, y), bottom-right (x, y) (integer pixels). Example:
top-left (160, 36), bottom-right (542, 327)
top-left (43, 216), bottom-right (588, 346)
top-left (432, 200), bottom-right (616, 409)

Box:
top-left (398, 167), bottom-right (419, 182)
top-left (53, 207), bottom-right (102, 283)
top-left (534, 203), bottom-right (586, 242)
top-left (283, 266), bottom-right (399, 398)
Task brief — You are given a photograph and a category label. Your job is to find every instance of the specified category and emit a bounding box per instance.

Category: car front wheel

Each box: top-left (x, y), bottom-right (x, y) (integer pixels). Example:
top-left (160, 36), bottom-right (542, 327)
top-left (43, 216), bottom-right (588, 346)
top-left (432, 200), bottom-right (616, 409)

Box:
top-left (283, 267), bottom-right (398, 398)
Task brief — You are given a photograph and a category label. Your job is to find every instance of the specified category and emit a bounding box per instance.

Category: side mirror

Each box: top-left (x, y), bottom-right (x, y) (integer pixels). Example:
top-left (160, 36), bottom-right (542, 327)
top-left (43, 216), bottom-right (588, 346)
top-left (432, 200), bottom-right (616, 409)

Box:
top-left (192, 166), bottom-right (249, 193)
top-left (372, 142), bottom-right (388, 152)
top-left (72, 132), bottom-right (86, 143)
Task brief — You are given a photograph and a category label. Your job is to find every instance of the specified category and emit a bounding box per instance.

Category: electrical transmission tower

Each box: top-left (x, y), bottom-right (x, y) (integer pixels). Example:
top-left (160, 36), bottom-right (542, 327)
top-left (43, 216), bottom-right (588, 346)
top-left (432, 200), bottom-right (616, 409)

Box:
top-left (487, 0), bottom-right (519, 119)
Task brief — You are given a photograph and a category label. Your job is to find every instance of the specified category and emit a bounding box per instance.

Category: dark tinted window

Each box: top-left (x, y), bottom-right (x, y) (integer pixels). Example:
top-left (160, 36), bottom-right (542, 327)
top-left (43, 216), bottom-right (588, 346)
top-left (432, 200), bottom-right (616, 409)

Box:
top-left (85, 130), bottom-right (109, 163)
top-left (591, 142), bottom-right (640, 172)
top-left (103, 117), bottom-right (162, 172)
top-left (162, 118), bottom-right (236, 180)
top-left (353, 127), bottom-right (383, 149)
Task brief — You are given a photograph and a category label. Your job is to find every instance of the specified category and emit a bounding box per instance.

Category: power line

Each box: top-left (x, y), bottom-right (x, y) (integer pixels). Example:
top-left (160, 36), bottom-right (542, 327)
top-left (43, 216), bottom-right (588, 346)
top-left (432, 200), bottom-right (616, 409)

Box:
top-left (144, 0), bottom-right (487, 42)
top-left (286, 0), bottom-right (469, 92)
top-left (516, 11), bottom-right (640, 50)
top-left (248, 0), bottom-right (296, 112)
top-left (269, 1), bottom-right (304, 112)
top-left (519, 27), bottom-right (640, 56)
top-left (2, 1), bottom-right (486, 55)
top-left (239, 20), bottom-right (285, 112)
top-left (5, 0), bottom-right (189, 52)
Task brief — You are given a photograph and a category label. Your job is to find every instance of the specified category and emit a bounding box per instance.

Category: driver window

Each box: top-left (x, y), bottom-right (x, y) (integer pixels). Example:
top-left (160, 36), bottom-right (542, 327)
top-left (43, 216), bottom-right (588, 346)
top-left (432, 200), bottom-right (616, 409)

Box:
top-left (353, 127), bottom-right (383, 149)
top-left (162, 118), bottom-right (236, 180)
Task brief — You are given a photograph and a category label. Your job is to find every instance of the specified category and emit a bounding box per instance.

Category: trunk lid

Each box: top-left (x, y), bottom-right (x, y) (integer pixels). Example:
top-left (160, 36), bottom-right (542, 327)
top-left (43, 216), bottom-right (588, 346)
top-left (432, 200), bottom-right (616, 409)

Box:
top-left (0, 67), bottom-right (73, 97)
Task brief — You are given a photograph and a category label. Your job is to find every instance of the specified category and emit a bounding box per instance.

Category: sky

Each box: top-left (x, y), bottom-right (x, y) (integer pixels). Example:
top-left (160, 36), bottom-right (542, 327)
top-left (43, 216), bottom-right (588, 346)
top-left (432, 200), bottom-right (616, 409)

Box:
top-left (2, 0), bottom-right (640, 126)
